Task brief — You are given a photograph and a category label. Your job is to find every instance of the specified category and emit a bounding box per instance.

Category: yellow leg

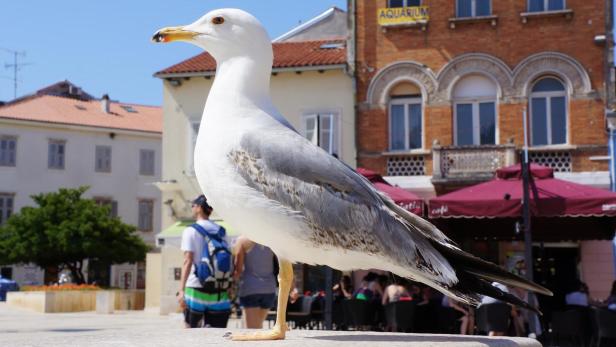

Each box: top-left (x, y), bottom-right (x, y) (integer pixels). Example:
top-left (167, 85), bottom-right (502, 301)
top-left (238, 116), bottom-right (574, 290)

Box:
top-left (231, 259), bottom-right (293, 341)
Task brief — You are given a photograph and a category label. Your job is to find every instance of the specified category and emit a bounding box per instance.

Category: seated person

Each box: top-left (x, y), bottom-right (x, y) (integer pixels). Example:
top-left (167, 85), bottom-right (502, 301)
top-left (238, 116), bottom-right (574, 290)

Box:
top-left (333, 275), bottom-right (354, 301)
top-left (354, 272), bottom-right (381, 301)
top-left (565, 280), bottom-right (589, 307)
top-left (286, 287), bottom-right (302, 312)
top-left (382, 275), bottom-right (412, 305)
top-left (442, 295), bottom-right (474, 335)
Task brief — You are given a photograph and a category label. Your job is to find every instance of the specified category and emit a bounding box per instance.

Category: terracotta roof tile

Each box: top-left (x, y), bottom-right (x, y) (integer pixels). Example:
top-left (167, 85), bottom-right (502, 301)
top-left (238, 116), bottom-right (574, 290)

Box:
top-left (156, 40), bottom-right (346, 76)
top-left (0, 95), bottom-right (162, 133)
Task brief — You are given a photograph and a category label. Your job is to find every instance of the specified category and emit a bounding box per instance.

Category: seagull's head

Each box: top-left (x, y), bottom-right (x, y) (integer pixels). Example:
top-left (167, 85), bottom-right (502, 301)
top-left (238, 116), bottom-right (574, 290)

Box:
top-left (152, 8), bottom-right (272, 63)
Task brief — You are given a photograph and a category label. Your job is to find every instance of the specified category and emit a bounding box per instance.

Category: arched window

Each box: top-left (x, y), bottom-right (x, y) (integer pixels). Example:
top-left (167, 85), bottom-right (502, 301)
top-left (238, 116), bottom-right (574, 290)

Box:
top-left (453, 75), bottom-right (497, 146)
top-left (530, 77), bottom-right (567, 146)
top-left (389, 82), bottom-right (422, 151)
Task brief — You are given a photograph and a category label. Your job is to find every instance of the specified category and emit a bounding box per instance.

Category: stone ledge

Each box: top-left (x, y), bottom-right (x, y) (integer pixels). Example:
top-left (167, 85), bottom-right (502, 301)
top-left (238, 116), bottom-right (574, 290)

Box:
top-left (55, 328), bottom-right (541, 347)
top-left (216, 330), bottom-right (541, 346)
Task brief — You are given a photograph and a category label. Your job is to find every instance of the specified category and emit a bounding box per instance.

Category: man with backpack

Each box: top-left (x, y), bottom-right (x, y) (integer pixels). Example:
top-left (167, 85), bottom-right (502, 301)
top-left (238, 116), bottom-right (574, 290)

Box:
top-left (178, 195), bottom-right (233, 328)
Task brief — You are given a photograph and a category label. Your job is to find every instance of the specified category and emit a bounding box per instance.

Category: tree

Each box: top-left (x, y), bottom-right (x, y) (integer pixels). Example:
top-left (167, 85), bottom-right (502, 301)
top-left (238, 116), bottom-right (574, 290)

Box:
top-left (0, 187), bottom-right (149, 284)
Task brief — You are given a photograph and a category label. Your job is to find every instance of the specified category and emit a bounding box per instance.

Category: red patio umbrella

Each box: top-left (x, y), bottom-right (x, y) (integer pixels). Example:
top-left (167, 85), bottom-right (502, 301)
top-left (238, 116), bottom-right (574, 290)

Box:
top-left (357, 167), bottom-right (424, 216)
top-left (428, 164), bottom-right (616, 240)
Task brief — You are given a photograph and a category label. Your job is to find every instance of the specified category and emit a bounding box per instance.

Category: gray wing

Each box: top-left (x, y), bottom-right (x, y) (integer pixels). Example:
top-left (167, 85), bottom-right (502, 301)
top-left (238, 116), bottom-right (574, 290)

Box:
top-left (229, 127), bottom-right (458, 286)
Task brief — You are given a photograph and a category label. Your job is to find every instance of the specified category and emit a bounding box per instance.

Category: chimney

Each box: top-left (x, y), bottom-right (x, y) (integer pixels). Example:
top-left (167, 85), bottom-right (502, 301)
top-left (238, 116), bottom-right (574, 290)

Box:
top-left (101, 94), bottom-right (110, 113)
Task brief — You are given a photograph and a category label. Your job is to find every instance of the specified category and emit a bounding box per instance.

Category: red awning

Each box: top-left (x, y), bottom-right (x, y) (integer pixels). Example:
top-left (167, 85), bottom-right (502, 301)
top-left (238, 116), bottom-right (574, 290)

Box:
top-left (429, 164), bottom-right (616, 219)
top-left (357, 167), bottom-right (424, 216)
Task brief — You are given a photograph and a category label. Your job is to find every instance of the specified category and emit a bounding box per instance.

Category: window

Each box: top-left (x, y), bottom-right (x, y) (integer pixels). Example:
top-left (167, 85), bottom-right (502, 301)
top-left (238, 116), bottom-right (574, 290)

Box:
top-left (530, 77), bottom-right (567, 146)
top-left (138, 200), bottom-right (154, 231)
top-left (388, 0), bottom-right (421, 8)
top-left (188, 121), bottom-right (200, 174)
top-left (0, 193), bottom-right (14, 225)
top-left (94, 197), bottom-right (118, 217)
top-left (389, 97), bottom-right (422, 151)
top-left (528, 0), bottom-right (565, 12)
top-left (303, 113), bottom-right (339, 156)
top-left (48, 140), bottom-right (66, 169)
top-left (95, 146), bottom-right (112, 173)
top-left (120, 105), bottom-right (138, 113)
top-left (139, 149), bottom-right (155, 176)
top-left (0, 136), bottom-right (17, 167)
top-left (457, 0), bottom-right (491, 18)
top-left (453, 75), bottom-right (497, 146)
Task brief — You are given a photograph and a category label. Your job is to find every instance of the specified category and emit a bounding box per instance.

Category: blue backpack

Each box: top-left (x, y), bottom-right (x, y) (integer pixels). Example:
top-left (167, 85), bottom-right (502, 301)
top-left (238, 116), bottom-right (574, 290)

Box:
top-left (191, 223), bottom-right (233, 291)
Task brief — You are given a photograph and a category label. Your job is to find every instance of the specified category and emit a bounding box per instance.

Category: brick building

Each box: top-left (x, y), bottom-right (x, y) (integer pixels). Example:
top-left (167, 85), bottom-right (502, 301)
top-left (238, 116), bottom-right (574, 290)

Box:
top-left (350, 0), bottom-right (614, 301)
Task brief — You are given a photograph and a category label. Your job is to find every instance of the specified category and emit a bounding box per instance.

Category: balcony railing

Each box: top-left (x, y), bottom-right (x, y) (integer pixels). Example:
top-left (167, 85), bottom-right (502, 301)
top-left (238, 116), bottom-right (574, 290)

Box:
top-left (432, 144), bottom-right (517, 183)
top-left (377, 6), bottom-right (430, 27)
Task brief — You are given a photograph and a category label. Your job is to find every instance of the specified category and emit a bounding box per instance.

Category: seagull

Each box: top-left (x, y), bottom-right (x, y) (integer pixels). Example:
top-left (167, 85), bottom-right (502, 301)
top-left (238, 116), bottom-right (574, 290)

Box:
top-left (153, 8), bottom-right (551, 340)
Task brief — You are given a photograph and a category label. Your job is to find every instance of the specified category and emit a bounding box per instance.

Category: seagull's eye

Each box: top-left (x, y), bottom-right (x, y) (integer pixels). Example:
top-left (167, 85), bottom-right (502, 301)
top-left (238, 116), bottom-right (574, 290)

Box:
top-left (212, 16), bottom-right (225, 25)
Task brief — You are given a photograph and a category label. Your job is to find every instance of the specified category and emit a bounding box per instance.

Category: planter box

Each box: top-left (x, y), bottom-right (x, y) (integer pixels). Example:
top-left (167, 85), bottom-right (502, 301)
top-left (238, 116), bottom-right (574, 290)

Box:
top-left (96, 290), bottom-right (145, 314)
top-left (8, 289), bottom-right (145, 313)
top-left (7, 290), bottom-right (96, 313)
top-left (113, 290), bottom-right (145, 311)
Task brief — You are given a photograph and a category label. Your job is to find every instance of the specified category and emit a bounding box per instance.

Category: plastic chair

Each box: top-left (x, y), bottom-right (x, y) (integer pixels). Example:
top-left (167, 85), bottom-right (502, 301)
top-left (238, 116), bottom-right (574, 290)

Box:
top-left (436, 306), bottom-right (461, 334)
top-left (591, 307), bottom-right (616, 347)
top-left (343, 299), bottom-right (376, 330)
top-left (550, 307), bottom-right (590, 347)
top-left (475, 303), bottom-right (511, 335)
top-left (384, 301), bottom-right (416, 332)
top-left (286, 295), bottom-right (314, 329)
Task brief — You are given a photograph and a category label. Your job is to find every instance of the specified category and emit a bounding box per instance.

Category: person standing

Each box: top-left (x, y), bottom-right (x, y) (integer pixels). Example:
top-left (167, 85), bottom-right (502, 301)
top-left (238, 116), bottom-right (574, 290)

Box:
top-left (178, 195), bottom-right (231, 328)
top-left (233, 236), bottom-right (277, 329)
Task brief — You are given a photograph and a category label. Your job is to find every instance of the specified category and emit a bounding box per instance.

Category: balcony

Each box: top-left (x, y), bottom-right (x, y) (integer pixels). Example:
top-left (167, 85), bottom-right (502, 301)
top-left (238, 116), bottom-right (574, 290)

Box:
top-left (377, 6), bottom-right (430, 29)
top-left (432, 144), bottom-right (517, 185)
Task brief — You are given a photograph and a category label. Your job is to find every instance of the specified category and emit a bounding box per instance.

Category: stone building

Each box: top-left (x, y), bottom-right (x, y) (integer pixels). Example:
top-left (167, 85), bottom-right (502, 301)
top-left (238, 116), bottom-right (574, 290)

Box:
top-left (350, 0), bottom-right (614, 300)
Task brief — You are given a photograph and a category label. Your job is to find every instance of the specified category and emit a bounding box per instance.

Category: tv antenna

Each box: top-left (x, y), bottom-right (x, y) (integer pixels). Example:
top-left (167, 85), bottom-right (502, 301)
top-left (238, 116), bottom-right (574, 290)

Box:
top-left (1, 48), bottom-right (32, 99)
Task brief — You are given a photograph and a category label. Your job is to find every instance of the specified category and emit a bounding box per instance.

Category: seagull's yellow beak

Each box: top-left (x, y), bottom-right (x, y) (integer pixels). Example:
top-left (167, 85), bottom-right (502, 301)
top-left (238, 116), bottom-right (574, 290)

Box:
top-left (151, 26), bottom-right (198, 43)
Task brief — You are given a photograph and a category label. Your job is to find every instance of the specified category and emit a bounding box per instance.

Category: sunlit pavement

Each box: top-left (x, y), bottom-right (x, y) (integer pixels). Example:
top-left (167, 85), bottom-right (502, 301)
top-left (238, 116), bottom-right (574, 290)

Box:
top-left (0, 302), bottom-right (540, 347)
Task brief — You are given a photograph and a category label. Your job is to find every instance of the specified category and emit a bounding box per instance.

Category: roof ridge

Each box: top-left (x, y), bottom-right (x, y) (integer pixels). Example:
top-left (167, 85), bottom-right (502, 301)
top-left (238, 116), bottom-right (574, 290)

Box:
top-left (273, 7), bottom-right (344, 42)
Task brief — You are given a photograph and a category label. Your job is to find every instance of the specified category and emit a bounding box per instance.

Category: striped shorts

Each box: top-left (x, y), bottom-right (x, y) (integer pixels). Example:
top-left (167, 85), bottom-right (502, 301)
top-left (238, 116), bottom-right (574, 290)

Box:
top-left (184, 287), bottom-right (231, 328)
top-left (184, 287), bottom-right (231, 312)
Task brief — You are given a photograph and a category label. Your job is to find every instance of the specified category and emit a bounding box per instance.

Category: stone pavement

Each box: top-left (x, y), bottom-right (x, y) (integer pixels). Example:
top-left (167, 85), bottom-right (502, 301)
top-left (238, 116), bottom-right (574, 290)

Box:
top-left (0, 303), bottom-right (541, 347)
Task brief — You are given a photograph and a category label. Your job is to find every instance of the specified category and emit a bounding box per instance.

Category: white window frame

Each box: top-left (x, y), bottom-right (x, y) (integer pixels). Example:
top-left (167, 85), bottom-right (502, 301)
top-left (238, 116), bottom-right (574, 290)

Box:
top-left (95, 145), bottom-right (112, 173)
top-left (388, 97), bottom-right (424, 151)
top-left (186, 120), bottom-right (200, 175)
top-left (456, 0), bottom-right (491, 17)
top-left (301, 111), bottom-right (341, 157)
top-left (388, 0), bottom-right (422, 8)
top-left (139, 149), bottom-right (155, 176)
top-left (0, 136), bottom-right (17, 167)
top-left (137, 199), bottom-right (154, 232)
top-left (0, 193), bottom-right (14, 225)
top-left (527, 0), bottom-right (566, 12)
top-left (453, 97), bottom-right (498, 146)
top-left (48, 139), bottom-right (66, 170)
top-left (529, 78), bottom-right (568, 147)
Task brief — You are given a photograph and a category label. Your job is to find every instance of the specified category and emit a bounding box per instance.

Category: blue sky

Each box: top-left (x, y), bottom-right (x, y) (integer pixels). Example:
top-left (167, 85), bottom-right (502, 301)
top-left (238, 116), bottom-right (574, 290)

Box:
top-left (0, 1), bottom-right (346, 105)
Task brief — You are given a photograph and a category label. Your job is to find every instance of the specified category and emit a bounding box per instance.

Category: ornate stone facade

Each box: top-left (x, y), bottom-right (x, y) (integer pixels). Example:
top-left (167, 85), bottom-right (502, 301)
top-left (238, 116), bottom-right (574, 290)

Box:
top-left (366, 52), bottom-right (594, 108)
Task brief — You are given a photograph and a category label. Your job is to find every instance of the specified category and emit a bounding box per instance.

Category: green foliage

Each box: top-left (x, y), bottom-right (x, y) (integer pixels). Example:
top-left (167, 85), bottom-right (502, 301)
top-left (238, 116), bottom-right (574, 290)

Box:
top-left (0, 187), bottom-right (149, 283)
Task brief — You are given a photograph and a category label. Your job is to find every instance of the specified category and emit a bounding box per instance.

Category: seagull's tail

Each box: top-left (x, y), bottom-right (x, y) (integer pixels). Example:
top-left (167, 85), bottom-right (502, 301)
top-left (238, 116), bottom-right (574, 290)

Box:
top-left (431, 240), bottom-right (552, 314)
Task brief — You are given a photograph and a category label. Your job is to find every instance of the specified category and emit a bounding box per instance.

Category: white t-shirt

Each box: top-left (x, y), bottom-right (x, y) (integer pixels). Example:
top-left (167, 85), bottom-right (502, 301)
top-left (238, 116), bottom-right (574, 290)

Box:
top-left (180, 219), bottom-right (225, 288)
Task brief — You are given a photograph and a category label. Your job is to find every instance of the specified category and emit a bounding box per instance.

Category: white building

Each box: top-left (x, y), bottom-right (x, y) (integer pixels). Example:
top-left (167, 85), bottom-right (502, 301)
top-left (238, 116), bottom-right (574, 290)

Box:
top-left (0, 81), bottom-right (162, 289)
top-left (145, 8), bottom-right (354, 313)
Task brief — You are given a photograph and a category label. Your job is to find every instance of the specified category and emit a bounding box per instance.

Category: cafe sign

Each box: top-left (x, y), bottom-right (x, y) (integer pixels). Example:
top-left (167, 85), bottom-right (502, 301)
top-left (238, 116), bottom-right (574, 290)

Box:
top-left (377, 6), bottom-right (430, 26)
